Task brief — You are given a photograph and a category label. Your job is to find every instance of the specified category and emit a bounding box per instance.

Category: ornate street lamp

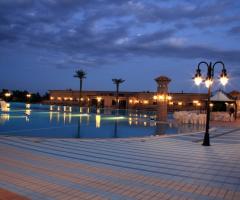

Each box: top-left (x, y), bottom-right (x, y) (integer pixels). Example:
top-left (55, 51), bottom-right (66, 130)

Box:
top-left (193, 61), bottom-right (228, 146)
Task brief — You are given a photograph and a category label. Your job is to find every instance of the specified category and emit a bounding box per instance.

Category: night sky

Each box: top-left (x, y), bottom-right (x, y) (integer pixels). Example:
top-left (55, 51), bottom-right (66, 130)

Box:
top-left (0, 0), bottom-right (240, 94)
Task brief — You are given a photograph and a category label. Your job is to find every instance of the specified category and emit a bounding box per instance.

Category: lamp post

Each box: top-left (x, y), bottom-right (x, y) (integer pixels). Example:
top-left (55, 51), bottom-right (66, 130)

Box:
top-left (193, 61), bottom-right (228, 146)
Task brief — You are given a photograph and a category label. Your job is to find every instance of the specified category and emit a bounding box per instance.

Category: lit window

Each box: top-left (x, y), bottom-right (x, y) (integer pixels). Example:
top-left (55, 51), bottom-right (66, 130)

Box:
top-left (178, 102), bottom-right (183, 106)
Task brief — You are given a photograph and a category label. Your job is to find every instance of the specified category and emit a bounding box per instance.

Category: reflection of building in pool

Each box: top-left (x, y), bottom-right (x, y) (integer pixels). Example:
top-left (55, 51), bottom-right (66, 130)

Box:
top-left (0, 113), bottom-right (10, 124)
top-left (95, 114), bottom-right (101, 128)
top-left (0, 100), bottom-right (10, 112)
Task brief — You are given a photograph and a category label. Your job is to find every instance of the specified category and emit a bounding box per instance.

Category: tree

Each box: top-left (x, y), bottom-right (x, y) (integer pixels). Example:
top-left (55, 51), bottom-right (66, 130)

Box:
top-left (112, 78), bottom-right (125, 109)
top-left (74, 70), bottom-right (87, 107)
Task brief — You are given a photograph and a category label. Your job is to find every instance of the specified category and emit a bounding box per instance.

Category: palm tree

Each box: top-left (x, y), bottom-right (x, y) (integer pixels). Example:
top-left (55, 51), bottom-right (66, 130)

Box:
top-left (74, 70), bottom-right (87, 107)
top-left (112, 78), bottom-right (125, 109)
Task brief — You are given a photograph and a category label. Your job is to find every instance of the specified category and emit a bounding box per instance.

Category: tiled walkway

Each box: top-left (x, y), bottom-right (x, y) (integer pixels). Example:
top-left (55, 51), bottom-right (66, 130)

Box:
top-left (0, 128), bottom-right (240, 200)
top-left (0, 188), bottom-right (29, 200)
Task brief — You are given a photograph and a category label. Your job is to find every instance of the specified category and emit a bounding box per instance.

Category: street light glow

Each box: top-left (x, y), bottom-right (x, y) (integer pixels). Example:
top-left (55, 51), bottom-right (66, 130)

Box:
top-left (205, 78), bottom-right (213, 88)
top-left (220, 75), bottom-right (228, 86)
top-left (194, 76), bottom-right (202, 86)
top-left (220, 68), bottom-right (228, 86)
top-left (194, 67), bottom-right (202, 86)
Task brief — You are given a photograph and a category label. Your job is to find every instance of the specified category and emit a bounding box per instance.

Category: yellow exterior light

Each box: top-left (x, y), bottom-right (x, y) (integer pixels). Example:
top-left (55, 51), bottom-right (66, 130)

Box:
top-left (154, 94), bottom-right (172, 101)
top-left (57, 97), bottom-right (62, 101)
top-left (69, 97), bottom-right (73, 101)
top-left (4, 92), bottom-right (11, 97)
top-left (210, 103), bottom-right (214, 107)
top-left (129, 99), bottom-right (133, 104)
top-left (143, 100), bottom-right (149, 104)
top-left (26, 94), bottom-right (31, 98)
top-left (50, 96), bottom-right (54, 100)
top-left (134, 100), bottom-right (139, 104)
top-left (158, 95), bottom-right (164, 101)
top-left (193, 100), bottom-right (199, 104)
top-left (169, 101), bottom-right (174, 105)
top-left (167, 95), bottom-right (172, 100)
top-left (197, 102), bottom-right (201, 106)
top-left (178, 101), bottom-right (183, 106)
top-left (97, 97), bottom-right (102, 102)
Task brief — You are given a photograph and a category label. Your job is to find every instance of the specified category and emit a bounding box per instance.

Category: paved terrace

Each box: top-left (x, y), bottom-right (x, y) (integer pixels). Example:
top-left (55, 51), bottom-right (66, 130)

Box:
top-left (0, 128), bottom-right (240, 200)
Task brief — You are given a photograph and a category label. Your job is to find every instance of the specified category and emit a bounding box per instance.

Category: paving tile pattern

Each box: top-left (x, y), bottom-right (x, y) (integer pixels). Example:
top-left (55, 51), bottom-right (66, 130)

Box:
top-left (0, 128), bottom-right (240, 200)
top-left (0, 188), bottom-right (30, 200)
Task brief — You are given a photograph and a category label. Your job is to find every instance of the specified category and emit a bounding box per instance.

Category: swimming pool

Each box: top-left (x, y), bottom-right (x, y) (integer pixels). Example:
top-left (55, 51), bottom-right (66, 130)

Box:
top-left (0, 103), bottom-right (205, 138)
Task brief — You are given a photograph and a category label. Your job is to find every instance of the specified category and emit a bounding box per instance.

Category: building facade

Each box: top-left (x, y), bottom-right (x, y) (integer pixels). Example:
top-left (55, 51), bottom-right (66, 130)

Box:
top-left (47, 89), bottom-right (208, 111)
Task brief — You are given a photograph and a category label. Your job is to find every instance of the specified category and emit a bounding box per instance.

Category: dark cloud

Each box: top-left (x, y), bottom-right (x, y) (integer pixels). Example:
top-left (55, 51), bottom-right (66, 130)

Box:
top-left (0, 0), bottom-right (240, 68)
top-left (228, 26), bottom-right (240, 35)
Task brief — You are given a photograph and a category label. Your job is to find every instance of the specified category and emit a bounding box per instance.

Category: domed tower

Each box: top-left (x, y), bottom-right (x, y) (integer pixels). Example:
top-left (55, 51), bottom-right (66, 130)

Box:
top-left (155, 76), bottom-right (171, 94)
top-left (155, 76), bottom-right (171, 122)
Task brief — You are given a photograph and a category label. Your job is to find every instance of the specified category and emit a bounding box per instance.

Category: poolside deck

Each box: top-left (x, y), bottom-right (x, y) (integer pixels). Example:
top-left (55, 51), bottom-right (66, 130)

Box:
top-left (0, 128), bottom-right (240, 200)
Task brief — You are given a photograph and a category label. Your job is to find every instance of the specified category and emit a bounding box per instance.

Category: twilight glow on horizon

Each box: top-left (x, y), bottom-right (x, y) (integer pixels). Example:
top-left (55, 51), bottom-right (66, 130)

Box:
top-left (0, 0), bottom-right (240, 94)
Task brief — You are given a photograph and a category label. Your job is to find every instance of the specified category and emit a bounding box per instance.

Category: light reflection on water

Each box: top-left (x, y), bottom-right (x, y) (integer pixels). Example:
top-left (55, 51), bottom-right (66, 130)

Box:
top-left (0, 114), bottom-right (10, 124)
top-left (0, 102), bottom-right (205, 138)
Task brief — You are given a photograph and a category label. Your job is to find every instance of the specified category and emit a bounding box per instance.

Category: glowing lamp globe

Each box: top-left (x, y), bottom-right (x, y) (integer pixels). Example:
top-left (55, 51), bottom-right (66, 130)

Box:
top-left (194, 76), bottom-right (202, 86)
top-left (205, 78), bottom-right (213, 88)
top-left (220, 76), bottom-right (228, 86)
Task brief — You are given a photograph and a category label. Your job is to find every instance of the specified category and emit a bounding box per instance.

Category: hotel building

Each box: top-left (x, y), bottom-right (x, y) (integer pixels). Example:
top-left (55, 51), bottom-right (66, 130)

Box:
top-left (47, 90), bottom-right (208, 111)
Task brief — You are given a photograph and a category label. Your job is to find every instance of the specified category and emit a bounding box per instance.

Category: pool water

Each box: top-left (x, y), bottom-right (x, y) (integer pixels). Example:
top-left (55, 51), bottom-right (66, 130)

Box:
top-left (0, 103), bottom-right (205, 138)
